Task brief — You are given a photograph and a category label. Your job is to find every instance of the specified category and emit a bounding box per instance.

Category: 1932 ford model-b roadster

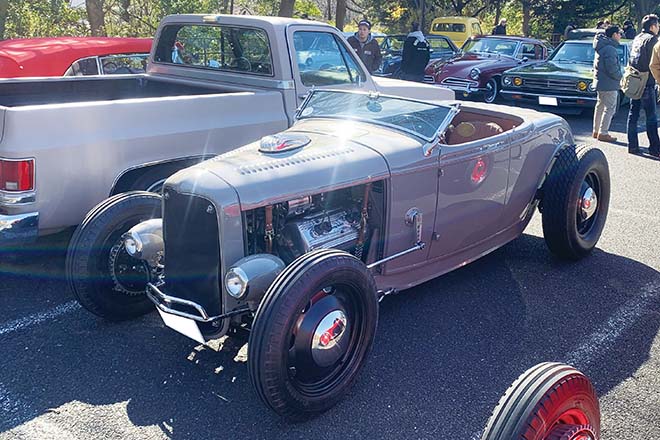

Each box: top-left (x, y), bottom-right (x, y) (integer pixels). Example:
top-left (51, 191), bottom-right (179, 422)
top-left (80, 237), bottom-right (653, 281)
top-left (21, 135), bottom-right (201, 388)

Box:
top-left (67, 90), bottom-right (610, 428)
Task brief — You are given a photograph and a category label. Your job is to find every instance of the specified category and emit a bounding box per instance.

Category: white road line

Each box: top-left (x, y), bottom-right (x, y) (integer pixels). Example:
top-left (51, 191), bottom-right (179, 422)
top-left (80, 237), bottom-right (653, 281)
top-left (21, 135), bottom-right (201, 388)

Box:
top-left (565, 280), bottom-right (660, 369)
top-left (0, 300), bottom-right (81, 337)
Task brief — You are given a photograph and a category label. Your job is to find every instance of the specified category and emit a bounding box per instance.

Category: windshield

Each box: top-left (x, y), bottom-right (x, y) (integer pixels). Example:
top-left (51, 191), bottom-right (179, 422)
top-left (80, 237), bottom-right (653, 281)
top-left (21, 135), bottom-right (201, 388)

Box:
top-left (549, 41), bottom-right (625, 65)
top-left (297, 90), bottom-right (456, 140)
top-left (462, 38), bottom-right (518, 56)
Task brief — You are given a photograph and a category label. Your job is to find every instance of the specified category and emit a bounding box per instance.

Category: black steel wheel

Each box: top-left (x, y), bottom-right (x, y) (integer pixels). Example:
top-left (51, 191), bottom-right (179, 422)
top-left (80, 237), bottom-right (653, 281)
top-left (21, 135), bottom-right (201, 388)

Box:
top-left (66, 191), bottom-right (161, 321)
top-left (541, 145), bottom-right (610, 260)
top-left (248, 249), bottom-right (379, 420)
top-left (481, 362), bottom-right (600, 440)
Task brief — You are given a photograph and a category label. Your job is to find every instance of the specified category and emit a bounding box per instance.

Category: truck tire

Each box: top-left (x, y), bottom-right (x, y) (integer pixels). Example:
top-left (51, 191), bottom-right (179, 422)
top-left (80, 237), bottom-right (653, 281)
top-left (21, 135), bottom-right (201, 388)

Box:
top-left (541, 145), bottom-right (610, 260)
top-left (248, 249), bottom-right (379, 420)
top-left (66, 191), bottom-right (161, 321)
top-left (481, 362), bottom-right (600, 440)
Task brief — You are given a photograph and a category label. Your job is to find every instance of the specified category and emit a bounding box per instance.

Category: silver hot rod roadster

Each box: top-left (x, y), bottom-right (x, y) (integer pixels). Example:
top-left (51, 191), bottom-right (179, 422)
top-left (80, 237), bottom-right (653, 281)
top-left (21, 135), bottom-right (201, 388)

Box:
top-left (67, 90), bottom-right (610, 424)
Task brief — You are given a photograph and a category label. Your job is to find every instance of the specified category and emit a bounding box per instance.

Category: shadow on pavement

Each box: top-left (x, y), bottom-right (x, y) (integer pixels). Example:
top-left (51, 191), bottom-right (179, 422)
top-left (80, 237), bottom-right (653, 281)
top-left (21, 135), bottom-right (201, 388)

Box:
top-left (1, 232), bottom-right (659, 438)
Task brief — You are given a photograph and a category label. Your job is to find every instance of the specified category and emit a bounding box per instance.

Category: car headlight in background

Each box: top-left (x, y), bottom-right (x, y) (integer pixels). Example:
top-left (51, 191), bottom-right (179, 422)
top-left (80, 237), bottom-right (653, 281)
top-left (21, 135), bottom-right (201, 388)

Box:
top-left (503, 76), bottom-right (512, 86)
top-left (513, 77), bottom-right (523, 86)
top-left (469, 68), bottom-right (480, 80)
top-left (225, 267), bottom-right (249, 299)
top-left (577, 81), bottom-right (588, 92)
top-left (588, 82), bottom-right (596, 92)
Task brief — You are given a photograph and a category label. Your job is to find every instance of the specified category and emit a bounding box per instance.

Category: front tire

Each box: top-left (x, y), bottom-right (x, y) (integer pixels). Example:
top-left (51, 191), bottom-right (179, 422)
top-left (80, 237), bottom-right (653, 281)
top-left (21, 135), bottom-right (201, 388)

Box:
top-left (484, 78), bottom-right (499, 103)
top-left (542, 145), bottom-right (610, 260)
top-left (66, 191), bottom-right (161, 321)
top-left (248, 249), bottom-right (379, 420)
top-left (481, 362), bottom-right (600, 440)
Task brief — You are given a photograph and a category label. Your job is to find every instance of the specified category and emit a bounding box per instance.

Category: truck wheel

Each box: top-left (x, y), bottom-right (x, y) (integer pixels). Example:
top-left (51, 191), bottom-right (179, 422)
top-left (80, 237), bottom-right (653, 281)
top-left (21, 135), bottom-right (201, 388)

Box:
top-left (481, 362), bottom-right (600, 440)
top-left (248, 249), bottom-right (379, 420)
top-left (66, 191), bottom-right (161, 321)
top-left (130, 168), bottom-right (171, 193)
top-left (541, 145), bottom-right (610, 260)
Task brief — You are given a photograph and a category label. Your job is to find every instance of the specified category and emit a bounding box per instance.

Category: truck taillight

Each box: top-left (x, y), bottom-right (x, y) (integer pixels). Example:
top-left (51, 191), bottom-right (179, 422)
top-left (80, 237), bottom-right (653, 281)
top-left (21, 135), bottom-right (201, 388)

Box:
top-left (0, 159), bottom-right (35, 192)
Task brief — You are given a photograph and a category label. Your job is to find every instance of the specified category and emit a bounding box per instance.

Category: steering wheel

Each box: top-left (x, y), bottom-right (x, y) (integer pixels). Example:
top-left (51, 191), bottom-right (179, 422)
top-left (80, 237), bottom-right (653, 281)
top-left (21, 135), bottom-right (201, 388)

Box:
top-left (231, 56), bottom-right (252, 71)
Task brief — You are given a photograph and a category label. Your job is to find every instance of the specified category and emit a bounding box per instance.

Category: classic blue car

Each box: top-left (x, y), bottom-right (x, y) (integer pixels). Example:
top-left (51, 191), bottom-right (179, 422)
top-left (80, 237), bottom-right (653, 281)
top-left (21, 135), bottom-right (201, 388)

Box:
top-left (374, 34), bottom-right (459, 78)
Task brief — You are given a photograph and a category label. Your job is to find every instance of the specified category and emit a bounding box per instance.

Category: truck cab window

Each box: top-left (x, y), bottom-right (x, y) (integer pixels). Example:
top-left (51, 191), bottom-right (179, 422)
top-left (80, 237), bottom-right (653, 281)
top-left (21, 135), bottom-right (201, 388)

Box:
top-left (64, 57), bottom-right (99, 76)
top-left (154, 24), bottom-right (273, 76)
top-left (294, 31), bottom-right (360, 86)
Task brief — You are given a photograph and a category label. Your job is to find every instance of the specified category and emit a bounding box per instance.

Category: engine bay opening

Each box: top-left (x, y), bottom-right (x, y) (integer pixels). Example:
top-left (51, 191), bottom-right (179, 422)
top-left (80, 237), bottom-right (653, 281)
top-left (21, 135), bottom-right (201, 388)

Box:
top-left (243, 181), bottom-right (386, 265)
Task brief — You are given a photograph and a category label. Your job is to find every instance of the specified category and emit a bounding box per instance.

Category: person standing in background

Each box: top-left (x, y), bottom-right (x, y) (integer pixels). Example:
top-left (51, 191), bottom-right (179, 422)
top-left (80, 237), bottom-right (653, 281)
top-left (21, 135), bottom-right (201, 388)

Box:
top-left (401, 22), bottom-right (431, 82)
top-left (624, 20), bottom-right (637, 39)
top-left (347, 19), bottom-right (382, 74)
top-left (627, 14), bottom-right (660, 157)
top-left (492, 19), bottom-right (507, 35)
top-left (592, 25), bottom-right (623, 142)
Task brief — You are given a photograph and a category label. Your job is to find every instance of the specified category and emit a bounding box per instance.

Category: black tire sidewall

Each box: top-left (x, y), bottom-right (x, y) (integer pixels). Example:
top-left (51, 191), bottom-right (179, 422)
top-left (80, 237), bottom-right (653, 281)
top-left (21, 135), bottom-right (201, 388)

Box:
top-left (248, 250), bottom-right (378, 419)
top-left (67, 192), bottom-right (161, 320)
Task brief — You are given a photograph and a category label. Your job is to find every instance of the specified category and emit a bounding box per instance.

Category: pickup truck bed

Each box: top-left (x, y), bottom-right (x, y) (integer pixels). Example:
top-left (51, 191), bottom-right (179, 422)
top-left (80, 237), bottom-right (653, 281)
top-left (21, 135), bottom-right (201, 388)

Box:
top-left (0, 76), bottom-right (225, 107)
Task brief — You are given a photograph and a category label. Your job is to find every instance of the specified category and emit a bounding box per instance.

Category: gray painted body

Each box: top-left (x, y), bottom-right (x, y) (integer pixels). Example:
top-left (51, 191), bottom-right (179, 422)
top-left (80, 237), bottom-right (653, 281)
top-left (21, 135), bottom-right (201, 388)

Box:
top-left (164, 101), bottom-right (573, 294)
top-left (0, 14), bottom-right (453, 245)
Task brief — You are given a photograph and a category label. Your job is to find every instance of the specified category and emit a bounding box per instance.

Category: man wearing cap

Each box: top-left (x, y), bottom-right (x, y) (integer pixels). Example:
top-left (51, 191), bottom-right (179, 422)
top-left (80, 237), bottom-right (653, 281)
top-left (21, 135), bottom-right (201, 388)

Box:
top-left (347, 19), bottom-right (382, 74)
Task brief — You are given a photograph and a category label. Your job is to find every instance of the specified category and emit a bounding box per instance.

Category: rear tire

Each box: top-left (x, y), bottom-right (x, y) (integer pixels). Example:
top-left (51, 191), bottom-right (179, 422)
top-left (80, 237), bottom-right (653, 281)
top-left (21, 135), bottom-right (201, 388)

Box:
top-left (481, 362), bottom-right (600, 440)
top-left (542, 145), bottom-right (610, 260)
top-left (66, 191), bottom-right (161, 321)
top-left (248, 249), bottom-right (379, 420)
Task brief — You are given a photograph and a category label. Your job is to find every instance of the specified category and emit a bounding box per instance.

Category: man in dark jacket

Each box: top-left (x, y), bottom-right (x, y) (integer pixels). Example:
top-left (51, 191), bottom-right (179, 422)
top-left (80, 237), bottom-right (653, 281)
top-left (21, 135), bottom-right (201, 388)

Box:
top-left (627, 14), bottom-right (660, 156)
top-left (400, 22), bottom-right (431, 82)
top-left (347, 19), bottom-right (382, 74)
top-left (492, 19), bottom-right (507, 35)
top-left (592, 26), bottom-right (623, 142)
top-left (623, 20), bottom-right (637, 39)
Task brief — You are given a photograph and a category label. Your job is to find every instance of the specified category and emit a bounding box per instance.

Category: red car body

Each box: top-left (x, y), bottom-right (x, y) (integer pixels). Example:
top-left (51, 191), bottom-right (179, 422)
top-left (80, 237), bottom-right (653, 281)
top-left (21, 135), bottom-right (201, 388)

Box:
top-left (424, 35), bottom-right (551, 103)
top-left (0, 37), bottom-right (152, 78)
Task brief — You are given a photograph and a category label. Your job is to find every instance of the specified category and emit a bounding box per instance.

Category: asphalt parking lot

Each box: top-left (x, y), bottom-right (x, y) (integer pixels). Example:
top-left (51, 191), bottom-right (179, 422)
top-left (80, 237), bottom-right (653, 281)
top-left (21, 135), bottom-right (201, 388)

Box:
top-left (1, 104), bottom-right (659, 440)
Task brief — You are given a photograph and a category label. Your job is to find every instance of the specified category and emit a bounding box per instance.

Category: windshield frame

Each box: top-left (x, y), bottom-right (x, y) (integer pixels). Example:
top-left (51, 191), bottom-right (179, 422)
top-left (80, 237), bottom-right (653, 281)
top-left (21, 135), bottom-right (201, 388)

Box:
top-left (295, 89), bottom-right (459, 142)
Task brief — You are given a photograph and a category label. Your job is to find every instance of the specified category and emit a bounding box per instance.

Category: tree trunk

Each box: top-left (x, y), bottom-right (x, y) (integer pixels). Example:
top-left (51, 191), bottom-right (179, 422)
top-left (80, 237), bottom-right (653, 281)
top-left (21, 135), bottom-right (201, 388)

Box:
top-left (521, 0), bottom-right (531, 37)
top-left (327, 0), bottom-right (332, 21)
top-left (0, 0), bottom-right (8, 40)
top-left (335, 0), bottom-right (346, 30)
top-left (120, 0), bottom-right (130, 22)
top-left (278, 0), bottom-right (295, 17)
top-left (86, 0), bottom-right (105, 36)
top-left (220, 0), bottom-right (229, 13)
top-left (495, 0), bottom-right (501, 26)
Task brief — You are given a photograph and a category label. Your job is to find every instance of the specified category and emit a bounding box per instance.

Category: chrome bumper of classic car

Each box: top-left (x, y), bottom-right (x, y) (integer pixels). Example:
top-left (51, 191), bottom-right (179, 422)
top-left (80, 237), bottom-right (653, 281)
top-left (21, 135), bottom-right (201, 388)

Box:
top-left (0, 212), bottom-right (39, 244)
top-left (500, 90), bottom-right (597, 107)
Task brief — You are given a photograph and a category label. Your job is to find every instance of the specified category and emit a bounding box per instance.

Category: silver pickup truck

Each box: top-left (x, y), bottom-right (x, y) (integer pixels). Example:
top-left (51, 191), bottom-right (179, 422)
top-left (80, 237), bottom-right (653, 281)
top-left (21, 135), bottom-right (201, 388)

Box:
top-left (0, 14), bottom-right (453, 247)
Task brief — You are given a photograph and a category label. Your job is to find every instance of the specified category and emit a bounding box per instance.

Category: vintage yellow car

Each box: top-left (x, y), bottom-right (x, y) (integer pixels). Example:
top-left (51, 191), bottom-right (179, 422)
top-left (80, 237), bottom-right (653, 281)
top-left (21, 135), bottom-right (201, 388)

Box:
top-left (429, 16), bottom-right (484, 47)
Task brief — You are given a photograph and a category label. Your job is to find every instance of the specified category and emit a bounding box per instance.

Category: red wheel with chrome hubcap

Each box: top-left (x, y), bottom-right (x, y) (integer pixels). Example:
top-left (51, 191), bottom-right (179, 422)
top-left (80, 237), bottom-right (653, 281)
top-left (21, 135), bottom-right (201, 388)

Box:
top-left (481, 362), bottom-right (600, 440)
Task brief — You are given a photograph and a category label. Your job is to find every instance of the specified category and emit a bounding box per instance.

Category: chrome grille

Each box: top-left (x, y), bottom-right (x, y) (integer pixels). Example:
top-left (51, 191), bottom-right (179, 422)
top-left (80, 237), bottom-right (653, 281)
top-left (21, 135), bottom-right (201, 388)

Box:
top-left (441, 77), bottom-right (478, 88)
top-left (423, 75), bottom-right (435, 83)
top-left (521, 77), bottom-right (578, 92)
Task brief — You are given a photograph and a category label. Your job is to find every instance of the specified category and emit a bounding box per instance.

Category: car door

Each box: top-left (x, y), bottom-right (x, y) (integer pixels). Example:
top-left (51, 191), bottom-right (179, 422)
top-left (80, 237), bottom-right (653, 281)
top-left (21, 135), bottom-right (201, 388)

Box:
top-left (286, 25), bottom-right (375, 101)
top-left (428, 127), bottom-right (511, 260)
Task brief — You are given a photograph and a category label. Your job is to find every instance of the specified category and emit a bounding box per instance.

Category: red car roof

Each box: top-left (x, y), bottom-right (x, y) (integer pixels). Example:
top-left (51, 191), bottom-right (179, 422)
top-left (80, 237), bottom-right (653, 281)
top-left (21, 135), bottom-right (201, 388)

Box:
top-left (0, 37), bottom-right (152, 78)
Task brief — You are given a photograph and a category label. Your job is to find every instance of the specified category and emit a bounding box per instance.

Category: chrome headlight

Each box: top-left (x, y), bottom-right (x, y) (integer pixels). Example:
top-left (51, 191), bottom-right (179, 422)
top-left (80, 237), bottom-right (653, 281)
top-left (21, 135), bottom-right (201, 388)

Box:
top-left (225, 267), bottom-right (249, 299)
top-left (588, 81), bottom-right (596, 92)
top-left (469, 68), bottom-right (480, 80)
top-left (502, 76), bottom-right (512, 86)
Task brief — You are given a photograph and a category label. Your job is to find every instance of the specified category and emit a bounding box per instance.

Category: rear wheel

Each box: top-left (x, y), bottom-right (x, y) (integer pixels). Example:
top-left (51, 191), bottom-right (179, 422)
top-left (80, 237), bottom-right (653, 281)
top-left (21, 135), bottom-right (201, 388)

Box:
top-left (66, 191), bottom-right (161, 321)
top-left (481, 362), bottom-right (600, 440)
top-left (248, 249), bottom-right (379, 420)
top-left (541, 145), bottom-right (610, 260)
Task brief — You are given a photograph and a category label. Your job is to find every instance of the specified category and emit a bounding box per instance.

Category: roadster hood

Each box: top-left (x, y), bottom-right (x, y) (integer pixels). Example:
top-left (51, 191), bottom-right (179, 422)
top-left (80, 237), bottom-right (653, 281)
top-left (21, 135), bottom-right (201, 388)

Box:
top-left (165, 120), bottom-right (412, 210)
